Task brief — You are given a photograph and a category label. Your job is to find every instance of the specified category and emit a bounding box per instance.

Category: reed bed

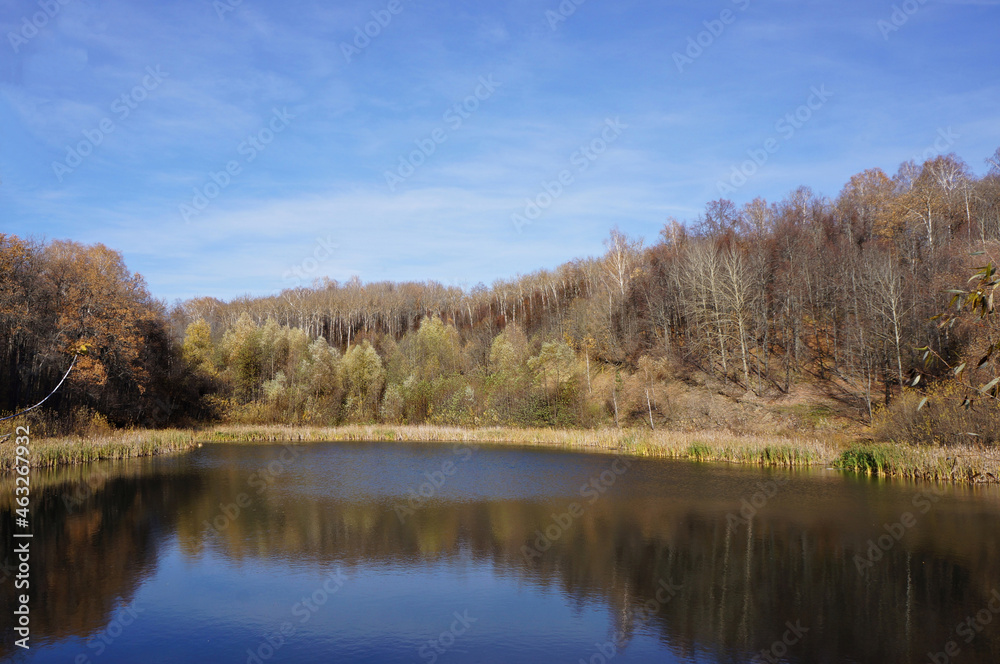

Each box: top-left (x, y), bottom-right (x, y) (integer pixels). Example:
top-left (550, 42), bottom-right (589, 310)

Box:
top-left (200, 424), bottom-right (835, 467)
top-left (834, 442), bottom-right (1000, 483)
top-left (0, 429), bottom-right (198, 469)
top-left (5, 424), bottom-right (1000, 484)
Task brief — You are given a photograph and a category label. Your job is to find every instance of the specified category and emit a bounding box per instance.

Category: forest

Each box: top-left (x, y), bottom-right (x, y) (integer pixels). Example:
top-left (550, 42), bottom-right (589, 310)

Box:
top-left (3, 149), bottom-right (999, 443)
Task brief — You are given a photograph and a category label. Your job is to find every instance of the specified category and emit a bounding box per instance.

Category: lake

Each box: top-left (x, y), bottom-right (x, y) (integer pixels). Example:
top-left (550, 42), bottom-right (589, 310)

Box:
top-left (3, 441), bottom-right (1000, 663)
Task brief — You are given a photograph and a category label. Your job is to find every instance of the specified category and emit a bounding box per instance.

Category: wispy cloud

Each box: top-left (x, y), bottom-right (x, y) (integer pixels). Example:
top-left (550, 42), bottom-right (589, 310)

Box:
top-left (1, 0), bottom-right (998, 301)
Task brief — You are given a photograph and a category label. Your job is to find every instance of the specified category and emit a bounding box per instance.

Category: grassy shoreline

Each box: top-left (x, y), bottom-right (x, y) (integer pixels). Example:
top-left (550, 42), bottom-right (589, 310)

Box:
top-left (3, 424), bottom-right (999, 483)
top-left (199, 424), bottom-right (835, 465)
top-left (832, 441), bottom-right (1000, 483)
top-left (0, 429), bottom-right (198, 469)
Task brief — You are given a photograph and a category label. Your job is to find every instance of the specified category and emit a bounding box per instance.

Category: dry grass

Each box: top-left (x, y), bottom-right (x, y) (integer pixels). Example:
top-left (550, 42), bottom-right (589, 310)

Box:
top-left (195, 425), bottom-right (1000, 482)
top-left (5, 423), bottom-right (1000, 484)
top-left (0, 428), bottom-right (198, 469)
top-left (200, 424), bottom-right (837, 467)
top-left (871, 387), bottom-right (1000, 447)
top-left (834, 441), bottom-right (1000, 483)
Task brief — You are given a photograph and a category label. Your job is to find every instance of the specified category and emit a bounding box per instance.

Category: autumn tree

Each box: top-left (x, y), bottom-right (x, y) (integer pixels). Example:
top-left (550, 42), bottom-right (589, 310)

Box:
top-left (483, 324), bottom-right (531, 424)
top-left (343, 340), bottom-right (385, 421)
top-left (182, 319), bottom-right (216, 376)
top-left (220, 313), bottom-right (263, 402)
top-left (837, 168), bottom-right (898, 246)
top-left (600, 227), bottom-right (644, 356)
top-left (719, 246), bottom-right (763, 389)
top-left (299, 338), bottom-right (343, 422)
top-left (528, 341), bottom-right (577, 424)
top-left (0, 236), bottom-right (202, 428)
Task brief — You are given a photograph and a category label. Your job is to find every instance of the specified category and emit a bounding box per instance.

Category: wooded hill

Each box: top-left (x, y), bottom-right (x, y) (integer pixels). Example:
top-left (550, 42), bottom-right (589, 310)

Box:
top-left (3, 149), bottom-right (1000, 440)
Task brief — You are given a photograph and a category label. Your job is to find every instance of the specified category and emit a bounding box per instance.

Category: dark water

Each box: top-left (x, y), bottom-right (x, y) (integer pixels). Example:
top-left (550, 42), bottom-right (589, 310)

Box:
top-left (3, 441), bottom-right (1000, 663)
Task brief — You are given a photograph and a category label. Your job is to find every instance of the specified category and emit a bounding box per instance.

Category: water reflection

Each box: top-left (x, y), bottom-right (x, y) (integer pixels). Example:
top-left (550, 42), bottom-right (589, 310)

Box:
top-left (0, 457), bottom-right (203, 657)
top-left (3, 442), bottom-right (1000, 663)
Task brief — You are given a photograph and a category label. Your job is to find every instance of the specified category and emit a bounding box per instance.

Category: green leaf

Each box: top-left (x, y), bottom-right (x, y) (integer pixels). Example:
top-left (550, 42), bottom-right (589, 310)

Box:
top-left (917, 397), bottom-right (929, 411)
top-left (911, 374), bottom-right (921, 386)
top-left (954, 363), bottom-right (966, 377)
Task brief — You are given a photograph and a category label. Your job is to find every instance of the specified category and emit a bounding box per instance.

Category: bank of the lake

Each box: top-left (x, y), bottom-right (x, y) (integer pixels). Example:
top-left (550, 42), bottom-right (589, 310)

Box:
top-left (5, 423), bottom-right (1000, 483)
top-left (0, 428), bottom-right (199, 469)
top-left (202, 423), bottom-right (834, 464)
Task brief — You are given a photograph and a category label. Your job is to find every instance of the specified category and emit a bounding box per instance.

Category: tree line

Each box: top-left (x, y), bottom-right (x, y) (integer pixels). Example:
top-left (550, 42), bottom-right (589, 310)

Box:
top-left (3, 148), bottom-right (999, 436)
top-left (0, 237), bottom-right (208, 432)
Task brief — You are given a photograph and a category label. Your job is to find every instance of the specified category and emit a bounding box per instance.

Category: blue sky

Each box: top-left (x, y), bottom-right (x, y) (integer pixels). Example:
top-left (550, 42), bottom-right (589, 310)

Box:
top-left (2, 0), bottom-right (998, 302)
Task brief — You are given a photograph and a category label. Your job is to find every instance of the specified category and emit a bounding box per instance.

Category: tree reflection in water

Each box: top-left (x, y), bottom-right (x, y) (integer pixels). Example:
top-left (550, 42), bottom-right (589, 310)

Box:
top-left (3, 442), bottom-right (1000, 663)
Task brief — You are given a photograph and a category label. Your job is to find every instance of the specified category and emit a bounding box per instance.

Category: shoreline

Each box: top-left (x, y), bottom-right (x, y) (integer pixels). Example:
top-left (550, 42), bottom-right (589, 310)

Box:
top-left (2, 424), bottom-right (999, 484)
top-left (199, 424), bottom-right (834, 464)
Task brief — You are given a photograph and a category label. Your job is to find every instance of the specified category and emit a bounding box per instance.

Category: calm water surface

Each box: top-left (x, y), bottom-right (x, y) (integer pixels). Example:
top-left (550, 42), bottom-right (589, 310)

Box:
top-left (3, 441), bottom-right (1000, 663)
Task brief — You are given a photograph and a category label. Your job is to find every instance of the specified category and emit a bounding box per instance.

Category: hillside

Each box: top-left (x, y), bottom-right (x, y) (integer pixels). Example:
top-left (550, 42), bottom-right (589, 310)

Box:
top-left (3, 152), bottom-right (1000, 444)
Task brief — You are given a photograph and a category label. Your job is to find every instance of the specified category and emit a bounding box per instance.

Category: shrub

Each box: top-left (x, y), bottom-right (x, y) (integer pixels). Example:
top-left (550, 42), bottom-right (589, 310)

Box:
top-left (872, 385), bottom-right (1000, 446)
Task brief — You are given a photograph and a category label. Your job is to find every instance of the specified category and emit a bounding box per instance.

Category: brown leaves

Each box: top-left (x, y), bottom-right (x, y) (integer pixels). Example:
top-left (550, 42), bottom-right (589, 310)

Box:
top-left (1, 236), bottom-right (170, 425)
